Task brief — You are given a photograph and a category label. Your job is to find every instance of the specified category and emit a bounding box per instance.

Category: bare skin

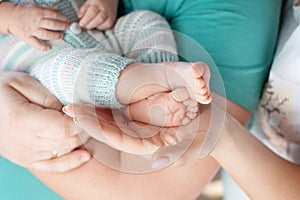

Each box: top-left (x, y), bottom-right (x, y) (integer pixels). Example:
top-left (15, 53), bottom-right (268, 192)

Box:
top-left (116, 61), bottom-right (212, 127)
top-left (0, 0), bottom-right (118, 51)
top-left (0, 72), bottom-right (90, 172)
top-left (78, 0), bottom-right (119, 30)
top-left (32, 94), bottom-right (251, 200)
top-left (0, 2), bottom-right (69, 51)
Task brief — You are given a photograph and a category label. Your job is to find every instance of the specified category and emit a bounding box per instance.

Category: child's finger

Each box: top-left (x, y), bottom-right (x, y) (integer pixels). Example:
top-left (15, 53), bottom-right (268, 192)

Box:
top-left (40, 5), bottom-right (59, 11)
top-left (34, 29), bottom-right (63, 40)
top-left (26, 36), bottom-right (50, 51)
top-left (42, 9), bottom-right (69, 22)
top-left (86, 12), bottom-right (107, 29)
top-left (78, 2), bottom-right (89, 19)
top-left (40, 18), bottom-right (69, 31)
top-left (79, 7), bottom-right (98, 28)
top-left (96, 15), bottom-right (115, 30)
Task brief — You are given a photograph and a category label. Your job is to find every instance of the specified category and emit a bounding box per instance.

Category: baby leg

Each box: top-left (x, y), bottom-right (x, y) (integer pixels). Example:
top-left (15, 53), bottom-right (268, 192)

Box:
top-left (114, 11), bottom-right (211, 126)
top-left (113, 10), bottom-right (178, 63)
top-left (29, 48), bottom-right (133, 108)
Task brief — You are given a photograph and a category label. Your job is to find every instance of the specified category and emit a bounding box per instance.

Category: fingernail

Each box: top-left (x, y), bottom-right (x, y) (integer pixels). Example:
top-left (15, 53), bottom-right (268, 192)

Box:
top-left (73, 117), bottom-right (80, 125)
top-left (62, 106), bottom-right (68, 114)
top-left (80, 153), bottom-right (91, 163)
top-left (152, 156), bottom-right (170, 169)
top-left (62, 104), bottom-right (72, 113)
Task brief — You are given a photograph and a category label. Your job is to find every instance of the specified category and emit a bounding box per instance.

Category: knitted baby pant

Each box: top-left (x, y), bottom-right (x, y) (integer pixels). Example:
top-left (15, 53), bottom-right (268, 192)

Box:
top-left (0, 9), bottom-right (178, 108)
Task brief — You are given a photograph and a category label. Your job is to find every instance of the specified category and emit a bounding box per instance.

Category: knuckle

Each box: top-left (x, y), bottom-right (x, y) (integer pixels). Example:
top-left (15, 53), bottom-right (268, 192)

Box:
top-left (105, 19), bottom-right (114, 29)
top-left (59, 22), bottom-right (68, 30)
top-left (42, 30), bottom-right (51, 39)
top-left (7, 112), bottom-right (23, 133)
top-left (45, 10), bottom-right (58, 19)
top-left (56, 118), bottom-right (71, 138)
top-left (64, 138), bottom-right (81, 152)
top-left (90, 8), bottom-right (98, 16)
top-left (42, 92), bottom-right (60, 108)
top-left (37, 30), bottom-right (48, 39)
top-left (45, 19), bottom-right (55, 28)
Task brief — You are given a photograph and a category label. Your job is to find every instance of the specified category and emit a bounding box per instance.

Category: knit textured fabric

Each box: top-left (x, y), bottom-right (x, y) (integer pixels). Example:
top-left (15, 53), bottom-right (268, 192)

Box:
top-left (0, 0), bottom-right (178, 108)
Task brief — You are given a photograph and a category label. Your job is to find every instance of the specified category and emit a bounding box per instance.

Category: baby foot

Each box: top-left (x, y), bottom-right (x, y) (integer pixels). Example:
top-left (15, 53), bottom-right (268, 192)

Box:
top-left (124, 88), bottom-right (199, 127)
top-left (164, 62), bottom-right (212, 104)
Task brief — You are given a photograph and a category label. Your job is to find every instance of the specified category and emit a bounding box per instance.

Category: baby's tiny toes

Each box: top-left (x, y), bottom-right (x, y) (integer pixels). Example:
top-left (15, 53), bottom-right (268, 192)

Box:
top-left (187, 112), bottom-right (197, 119)
top-left (183, 99), bottom-right (198, 106)
top-left (182, 117), bottom-right (192, 125)
top-left (194, 77), bottom-right (206, 88)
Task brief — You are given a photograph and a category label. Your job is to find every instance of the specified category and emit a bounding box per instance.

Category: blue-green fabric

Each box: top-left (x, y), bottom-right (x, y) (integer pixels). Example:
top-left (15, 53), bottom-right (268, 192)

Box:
top-left (123, 0), bottom-right (282, 111)
top-left (0, 0), bottom-right (282, 199)
top-left (0, 157), bottom-right (62, 200)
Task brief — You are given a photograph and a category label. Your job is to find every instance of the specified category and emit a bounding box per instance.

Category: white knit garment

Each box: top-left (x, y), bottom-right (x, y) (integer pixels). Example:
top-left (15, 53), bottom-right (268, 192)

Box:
top-left (0, 3), bottom-right (178, 108)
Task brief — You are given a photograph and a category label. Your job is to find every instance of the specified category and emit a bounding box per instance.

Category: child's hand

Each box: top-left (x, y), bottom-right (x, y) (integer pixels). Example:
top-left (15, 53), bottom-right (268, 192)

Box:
top-left (8, 4), bottom-right (69, 51)
top-left (78, 0), bottom-right (118, 30)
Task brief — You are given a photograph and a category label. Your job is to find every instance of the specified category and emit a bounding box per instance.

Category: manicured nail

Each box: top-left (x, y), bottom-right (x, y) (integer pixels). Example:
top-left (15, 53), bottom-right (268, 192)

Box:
top-left (62, 106), bottom-right (68, 114)
top-left (152, 156), bottom-right (170, 169)
top-left (80, 153), bottom-right (91, 163)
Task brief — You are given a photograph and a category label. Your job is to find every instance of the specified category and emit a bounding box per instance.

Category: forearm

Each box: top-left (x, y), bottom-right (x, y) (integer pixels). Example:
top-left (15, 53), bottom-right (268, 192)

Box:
top-left (32, 155), bottom-right (219, 200)
top-left (211, 113), bottom-right (300, 200)
top-left (0, 2), bottom-right (15, 34)
top-left (30, 94), bottom-right (250, 199)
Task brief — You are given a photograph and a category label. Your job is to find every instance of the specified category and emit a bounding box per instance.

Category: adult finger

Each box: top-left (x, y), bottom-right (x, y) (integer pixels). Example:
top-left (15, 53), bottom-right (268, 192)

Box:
top-left (29, 149), bottom-right (91, 172)
top-left (28, 109), bottom-right (78, 139)
top-left (74, 113), bottom-right (161, 154)
top-left (66, 103), bottom-right (163, 153)
top-left (63, 103), bottom-right (96, 118)
top-left (6, 72), bottom-right (61, 109)
top-left (37, 135), bottom-right (82, 156)
top-left (151, 105), bottom-right (219, 169)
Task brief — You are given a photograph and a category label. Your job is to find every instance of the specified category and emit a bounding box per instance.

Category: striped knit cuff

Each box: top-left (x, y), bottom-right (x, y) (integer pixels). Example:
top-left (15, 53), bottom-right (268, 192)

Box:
top-left (30, 48), bottom-right (134, 109)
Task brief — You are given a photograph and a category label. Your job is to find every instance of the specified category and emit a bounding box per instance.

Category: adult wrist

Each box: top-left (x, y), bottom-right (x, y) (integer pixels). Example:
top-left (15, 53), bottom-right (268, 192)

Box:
top-left (209, 112), bottom-right (240, 161)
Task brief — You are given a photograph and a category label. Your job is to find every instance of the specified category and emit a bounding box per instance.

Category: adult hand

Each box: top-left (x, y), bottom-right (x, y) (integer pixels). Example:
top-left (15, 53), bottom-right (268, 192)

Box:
top-left (8, 4), bottom-right (69, 51)
top-left (63, 100), bottom-right (225, 171)
top-left (78, 0), bottom-right (118, 30)
top-left (0, 72), bottom-right (90, 172)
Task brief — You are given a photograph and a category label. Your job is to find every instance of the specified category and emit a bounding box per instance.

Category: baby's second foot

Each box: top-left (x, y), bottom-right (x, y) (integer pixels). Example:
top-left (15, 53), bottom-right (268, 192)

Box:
top-left (164, 62), bottom-right (212, 104)
top-left (124, 88), bottom-right (199, 127)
